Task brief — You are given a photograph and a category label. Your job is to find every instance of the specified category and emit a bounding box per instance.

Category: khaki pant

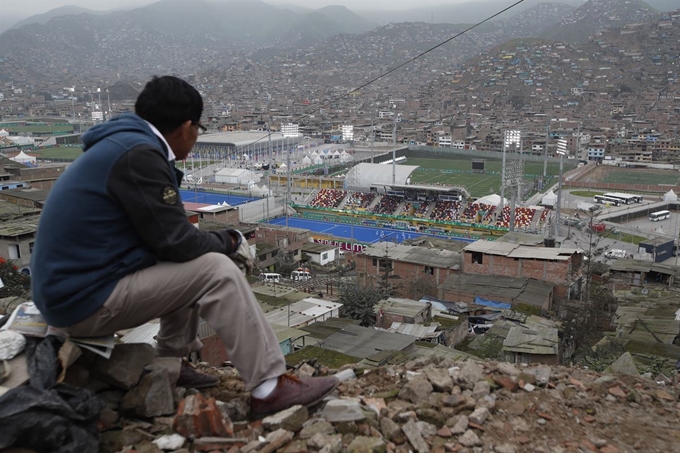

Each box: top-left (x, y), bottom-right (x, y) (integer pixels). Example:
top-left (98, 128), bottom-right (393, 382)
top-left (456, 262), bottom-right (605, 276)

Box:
top-left (67, 253), bottom-right (286, 390)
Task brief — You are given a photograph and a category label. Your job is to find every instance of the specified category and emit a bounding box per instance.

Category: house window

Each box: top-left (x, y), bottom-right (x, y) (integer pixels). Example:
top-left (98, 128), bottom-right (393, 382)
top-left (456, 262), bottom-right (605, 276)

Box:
top-left (8, 244), bottom-right (20, 260)
top-left (378, 259), bottom-right (392, 272)
top-left (424, 266), bottom-right (434, 275)
top-left (29, 242), bottom-right (35, 254)
top-left (471, 252), bottom-right (483, 264)
top-left (322, 252), bottom-right (328, 260)
top-left (372, 258), bottom-right (378, 266)
top-left (258, 254), bottom-right (267, 262)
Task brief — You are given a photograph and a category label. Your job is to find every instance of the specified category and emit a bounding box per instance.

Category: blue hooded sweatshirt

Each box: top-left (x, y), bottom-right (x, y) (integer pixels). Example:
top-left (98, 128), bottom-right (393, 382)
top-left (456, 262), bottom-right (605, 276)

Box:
top-left (30, 114), bottom-right (168, 327)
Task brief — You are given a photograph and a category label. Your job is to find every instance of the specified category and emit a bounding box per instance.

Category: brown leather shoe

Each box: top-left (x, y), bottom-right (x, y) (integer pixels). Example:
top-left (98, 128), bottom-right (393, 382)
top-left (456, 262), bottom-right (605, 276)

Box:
top-left (250, 374), bottom-right (339, 419)
top-left (176, 360), bottom-right (219, 389)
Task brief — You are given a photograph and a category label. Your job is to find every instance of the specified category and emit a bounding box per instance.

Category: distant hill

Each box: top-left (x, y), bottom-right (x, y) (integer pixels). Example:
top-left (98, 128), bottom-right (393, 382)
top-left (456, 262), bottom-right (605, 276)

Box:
top-left (0, 0), bottom-right (380, 78)
top-left (356, 0), bottom-right (584, 25)
top-left (8, 5), bottom-right (111, 29)
top-left (539, 0), bottom-right (659, 43)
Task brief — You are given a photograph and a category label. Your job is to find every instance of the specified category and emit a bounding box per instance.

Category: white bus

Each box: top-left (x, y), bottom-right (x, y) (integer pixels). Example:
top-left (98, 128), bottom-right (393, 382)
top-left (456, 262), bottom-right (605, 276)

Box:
top-left (603, 192), bottom-right (642, 204)
top-left (649, 210), bottom-right (670, 222)
top-left (291, 270), bottom-right (311, 281)
top-left (261, 273), bottom-right (281, 283)
top-left (593, 195), bottom-right (620, 206)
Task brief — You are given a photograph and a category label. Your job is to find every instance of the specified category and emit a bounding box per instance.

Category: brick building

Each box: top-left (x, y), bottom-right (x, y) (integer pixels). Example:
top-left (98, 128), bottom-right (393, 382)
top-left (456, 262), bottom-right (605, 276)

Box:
top-left (355, 242), bottom-right (461, 299)
top-left (462, 241), bottom-right (583, 300)
top-left (254, 225), bottom-right (311, 269)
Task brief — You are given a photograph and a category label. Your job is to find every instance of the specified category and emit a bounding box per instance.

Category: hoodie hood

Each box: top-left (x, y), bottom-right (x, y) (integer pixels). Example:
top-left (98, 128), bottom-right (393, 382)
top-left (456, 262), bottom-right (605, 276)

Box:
top-left (81, 113), bottom-right (156, 152)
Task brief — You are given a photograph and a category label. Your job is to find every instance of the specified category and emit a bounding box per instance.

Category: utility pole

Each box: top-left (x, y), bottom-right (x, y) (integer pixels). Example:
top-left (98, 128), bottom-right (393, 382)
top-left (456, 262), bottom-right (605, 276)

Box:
top-left (554, 139), bottom-right (568, 239)
top-left (370, 116), bottom-right (375, 164)
top-left (543, 121), bottom-right (549, 182)
top-left (392, 116), bottom-right (397, 185)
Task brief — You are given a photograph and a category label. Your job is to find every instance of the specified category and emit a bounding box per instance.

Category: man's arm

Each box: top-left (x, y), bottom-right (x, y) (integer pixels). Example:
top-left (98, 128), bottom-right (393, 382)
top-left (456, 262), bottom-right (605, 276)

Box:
top-left (107, 145), bottom-right (239, 262)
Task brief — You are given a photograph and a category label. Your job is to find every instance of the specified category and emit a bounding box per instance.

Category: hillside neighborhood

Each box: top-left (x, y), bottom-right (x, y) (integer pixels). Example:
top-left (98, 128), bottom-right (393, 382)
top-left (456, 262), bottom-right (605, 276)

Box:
top-left (0, 0), bottom-right (679, 452)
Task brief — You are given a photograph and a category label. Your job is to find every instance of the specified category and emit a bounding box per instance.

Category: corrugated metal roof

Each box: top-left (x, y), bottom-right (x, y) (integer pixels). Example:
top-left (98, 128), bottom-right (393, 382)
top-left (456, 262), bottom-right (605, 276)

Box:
top-left (375, 297), bottom-right (429, 317)
top-left (503, 324), bottom-right (558, 356)
top-left (441, 273), bottom-right (553, 307)
top-left (610, 260), bottom-right (680, 277)
top-left (319, 324), bottom-right (415, 358)
top-left (120, 322), bottom-right (160, 346)
top-left (360, 243), bottom-right (461, 268)
top-left (265, 298), bottom-right (342, 328)
top-left (383, 322), bottom-right (440, 339)
top-left (271, 324), bottom-right (309, 343)
top-left (0, 215), bottom-right (39, 237)
top-left (463, 241), bottom-right (580, 261)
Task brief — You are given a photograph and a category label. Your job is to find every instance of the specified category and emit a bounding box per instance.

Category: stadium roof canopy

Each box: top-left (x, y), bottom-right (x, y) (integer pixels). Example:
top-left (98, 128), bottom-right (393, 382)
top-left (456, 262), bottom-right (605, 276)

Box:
top-left (196, 131), bottom-right (302, 150)
top-left (345, 163), bottom-right (419, 191)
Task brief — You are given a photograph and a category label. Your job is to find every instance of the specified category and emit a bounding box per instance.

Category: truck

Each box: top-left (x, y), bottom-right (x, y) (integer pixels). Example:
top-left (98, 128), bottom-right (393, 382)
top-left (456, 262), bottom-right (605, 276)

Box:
top-left (577, 202), bottom-right (601, 212)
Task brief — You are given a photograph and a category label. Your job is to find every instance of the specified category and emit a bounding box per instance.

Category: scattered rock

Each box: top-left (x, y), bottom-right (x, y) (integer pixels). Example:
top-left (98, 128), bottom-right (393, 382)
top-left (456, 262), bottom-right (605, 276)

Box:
top-left (263, 405), bottom-right (309, 432)
top-left (402, 419), bottom-right (429, 453)
top-left (398, 376), bottom-right (433, 404)
top-left (346, 436), bottom-right (387, 453)
top-left (323, 398), bottom-right (365, 422)
top-left (458, 429), bottom-right (482, 447)
top-left (121, 369), bottom-right (175, 418)
top-left (152, 433), bottom-right (186, 450)
top-left (173, 393), bottom-right (234, 438)
top-left (91, 343), bottom-right (156, 389)
top-left (424, 366), bottom-right (454, 393)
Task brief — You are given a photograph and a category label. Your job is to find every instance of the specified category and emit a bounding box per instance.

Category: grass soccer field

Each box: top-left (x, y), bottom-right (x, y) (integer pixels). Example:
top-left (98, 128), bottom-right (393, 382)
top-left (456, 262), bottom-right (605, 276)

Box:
top-left (406, 156), bottom-right (565, 198)
top-left (602, 169), bottom-right (679, 185)
top-left (31, 147), bottom-right (83, 160)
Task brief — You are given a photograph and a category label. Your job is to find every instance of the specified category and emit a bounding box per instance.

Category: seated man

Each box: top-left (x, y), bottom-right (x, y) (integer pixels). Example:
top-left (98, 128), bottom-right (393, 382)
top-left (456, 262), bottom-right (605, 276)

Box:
top-left (30, 76), bottom-right (337, 418)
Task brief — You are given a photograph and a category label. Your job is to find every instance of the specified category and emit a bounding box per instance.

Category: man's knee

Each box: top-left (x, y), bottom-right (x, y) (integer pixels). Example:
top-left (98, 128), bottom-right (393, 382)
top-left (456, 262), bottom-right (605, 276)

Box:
top-left (198, 252), bottom-right (243, 277)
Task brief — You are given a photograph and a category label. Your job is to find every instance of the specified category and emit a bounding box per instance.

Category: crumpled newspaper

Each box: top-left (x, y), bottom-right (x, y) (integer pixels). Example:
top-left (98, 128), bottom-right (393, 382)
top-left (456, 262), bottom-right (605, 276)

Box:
top-left (0, 330), bottom-right (26, 361)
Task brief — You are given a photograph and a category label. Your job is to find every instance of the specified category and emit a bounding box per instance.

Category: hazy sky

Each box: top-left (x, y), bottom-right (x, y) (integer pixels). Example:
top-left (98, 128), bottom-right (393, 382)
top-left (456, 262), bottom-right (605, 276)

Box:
top-left (11, 0), bottom-right (468, 17)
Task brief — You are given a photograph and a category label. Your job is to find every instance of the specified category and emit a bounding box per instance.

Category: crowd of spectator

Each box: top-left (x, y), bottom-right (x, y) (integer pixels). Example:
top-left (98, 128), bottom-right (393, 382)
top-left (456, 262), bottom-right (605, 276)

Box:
top-left (495, 206), bottom-right (536, 228)
top-left (305, 190), bottom-right (545, 229)
top-left (346, 191), bottom-right (376, 208)
top-left (414, 202), bottom-right (429, 217)
top-left (461, 203), bottom-right (495, 223)
top-left (373, 195), bottom-right (401, 215)
top-left (431, 201), bottom-right (461, 222)
top-left (400, 202), bottom-right (414, 216)
top-left (309, 189), bottom-right (347, 208)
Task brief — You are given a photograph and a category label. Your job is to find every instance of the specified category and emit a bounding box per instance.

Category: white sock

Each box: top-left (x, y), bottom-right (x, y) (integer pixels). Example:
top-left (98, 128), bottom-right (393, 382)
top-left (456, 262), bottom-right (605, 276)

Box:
top-left (251, 377), bottom-right (278, 399)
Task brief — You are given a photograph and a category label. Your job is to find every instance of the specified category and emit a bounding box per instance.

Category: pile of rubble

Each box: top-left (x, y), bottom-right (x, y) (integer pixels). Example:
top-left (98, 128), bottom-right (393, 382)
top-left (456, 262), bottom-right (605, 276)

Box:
top-left (56, 344), bottom-right (680, 453)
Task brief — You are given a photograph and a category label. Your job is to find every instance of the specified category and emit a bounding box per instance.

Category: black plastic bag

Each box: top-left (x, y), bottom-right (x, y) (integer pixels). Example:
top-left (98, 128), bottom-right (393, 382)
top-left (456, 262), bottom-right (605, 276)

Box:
top-left (0, 335), bottom-right (104, 453)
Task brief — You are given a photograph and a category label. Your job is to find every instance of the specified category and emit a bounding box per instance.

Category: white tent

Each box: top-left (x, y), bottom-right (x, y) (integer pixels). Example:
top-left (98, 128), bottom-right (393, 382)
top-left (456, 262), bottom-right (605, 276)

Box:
top-left (302, 155), bottom-right (312, 165)
top-left (214, 168), bottom-right (260, 185)
top-left (541, 190), bottom-right (557, 207)
top-left (313, 156), bottom-right (323, 165)
top-left (9, 137), bottom-right (34, 146)
top-left (474, 194), bottom-right (507, 207)
top-left (0, 129), bottom-right (8, 137)
top-left (663, 189), bottom-right (677, 203)
top-left (10, 150), bottom-right (36, 164)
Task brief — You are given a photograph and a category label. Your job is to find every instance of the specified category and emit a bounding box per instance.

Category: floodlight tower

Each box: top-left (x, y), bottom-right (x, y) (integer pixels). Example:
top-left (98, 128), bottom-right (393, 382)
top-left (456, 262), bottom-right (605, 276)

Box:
top-left (554, 138), bottom-right (568, 238)
top-left (500, 130), bottom-right (521, 229)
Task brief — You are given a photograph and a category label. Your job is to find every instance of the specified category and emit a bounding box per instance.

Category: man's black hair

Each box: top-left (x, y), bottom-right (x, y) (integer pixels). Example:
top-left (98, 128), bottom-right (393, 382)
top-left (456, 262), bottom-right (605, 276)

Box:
top-left (135, 76), bottom-right (203, 135)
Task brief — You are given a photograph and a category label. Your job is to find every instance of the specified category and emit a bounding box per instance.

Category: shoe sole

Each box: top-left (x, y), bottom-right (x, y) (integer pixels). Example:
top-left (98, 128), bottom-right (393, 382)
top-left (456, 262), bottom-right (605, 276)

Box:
top-left (250, 379), bottom-right (339, 420)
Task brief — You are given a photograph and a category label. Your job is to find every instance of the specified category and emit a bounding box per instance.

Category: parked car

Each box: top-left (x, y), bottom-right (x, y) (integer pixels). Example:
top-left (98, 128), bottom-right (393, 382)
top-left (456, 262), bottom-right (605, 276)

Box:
top-left (604, 249), bottom-right (627, 259)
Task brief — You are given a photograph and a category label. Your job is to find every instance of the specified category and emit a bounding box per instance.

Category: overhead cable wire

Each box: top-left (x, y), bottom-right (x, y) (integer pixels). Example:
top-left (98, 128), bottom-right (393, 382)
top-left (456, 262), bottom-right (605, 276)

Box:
top-left (217, 0), bottom-right (525, 147)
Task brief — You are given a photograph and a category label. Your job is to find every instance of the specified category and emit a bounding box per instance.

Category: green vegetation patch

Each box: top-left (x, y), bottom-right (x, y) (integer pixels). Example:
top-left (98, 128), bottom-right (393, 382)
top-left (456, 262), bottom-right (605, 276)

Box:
top-left (406, 156), bottom-right (561, 198)
top-left (603, 170), bottom-right (679, 185)
top-left (285, 345), bottom-right (359, 368)
top-left (7, 125), bottom-right (74, 134)
top-left (602, 230), bottom-right (648, 245)
top-left (569, 190), bottom-right (605, 197)
top-left (32, 147), bottom-right (83, 160)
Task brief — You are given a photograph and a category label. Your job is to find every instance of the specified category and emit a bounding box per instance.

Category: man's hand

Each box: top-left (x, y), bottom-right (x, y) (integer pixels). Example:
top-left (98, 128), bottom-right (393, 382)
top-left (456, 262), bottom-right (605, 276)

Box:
top-left (227, 230), bottom-right (254, 275)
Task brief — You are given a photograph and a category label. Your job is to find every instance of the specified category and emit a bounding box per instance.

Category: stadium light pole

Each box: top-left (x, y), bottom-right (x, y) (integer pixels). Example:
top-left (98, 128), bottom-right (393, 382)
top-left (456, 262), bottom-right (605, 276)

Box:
top-left (501, 130), bottom-right (521, 229)
top-left (554, 138), bottom-right (568, 239)
top-left (392, 116), bottom-right (397, 185)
